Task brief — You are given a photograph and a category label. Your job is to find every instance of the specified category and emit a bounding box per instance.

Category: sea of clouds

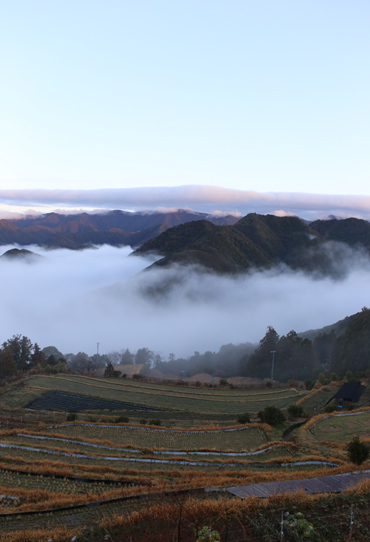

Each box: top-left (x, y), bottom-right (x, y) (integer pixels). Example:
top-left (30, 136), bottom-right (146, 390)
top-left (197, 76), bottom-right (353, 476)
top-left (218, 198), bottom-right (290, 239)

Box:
top-left (0, 244), bottom-right (369, 359)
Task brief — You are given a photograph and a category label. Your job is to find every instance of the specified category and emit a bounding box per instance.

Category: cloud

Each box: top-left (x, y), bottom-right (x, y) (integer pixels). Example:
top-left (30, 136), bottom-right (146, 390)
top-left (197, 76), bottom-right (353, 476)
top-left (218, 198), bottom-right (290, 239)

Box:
top-left (0, 244), bottom-right (369, 358)
top-left (1, 187), bottom-right (370, 220)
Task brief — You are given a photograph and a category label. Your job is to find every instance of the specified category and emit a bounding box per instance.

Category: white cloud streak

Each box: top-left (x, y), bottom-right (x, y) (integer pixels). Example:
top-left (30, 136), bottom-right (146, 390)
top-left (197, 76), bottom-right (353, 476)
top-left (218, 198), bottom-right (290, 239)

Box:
top-left (1, 187), bottom-right (370, 220)
top-left (0, 245), bottom-right (368, 358)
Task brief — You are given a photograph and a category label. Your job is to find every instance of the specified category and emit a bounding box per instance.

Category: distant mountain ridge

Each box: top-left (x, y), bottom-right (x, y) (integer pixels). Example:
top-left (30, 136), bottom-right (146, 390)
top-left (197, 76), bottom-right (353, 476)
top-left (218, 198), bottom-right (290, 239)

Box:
top-left (0, 210), bottom-right (239, 249)
top-left (135, 214), bottom-right (370, 275)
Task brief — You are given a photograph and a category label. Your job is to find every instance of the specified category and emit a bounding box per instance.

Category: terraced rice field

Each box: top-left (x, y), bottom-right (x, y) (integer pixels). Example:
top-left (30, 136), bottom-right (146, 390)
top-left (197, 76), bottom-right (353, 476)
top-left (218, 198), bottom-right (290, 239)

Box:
top-left (2, 374), bottom-right (308, 415)
top-left (45, 423), bottom-right (268, 451)
top-left (28, 390), bottom-right (157, 412)
top-left (309, 411), bottom-right (370, 444)
top-left (0, 374), bottom-right (365, 540)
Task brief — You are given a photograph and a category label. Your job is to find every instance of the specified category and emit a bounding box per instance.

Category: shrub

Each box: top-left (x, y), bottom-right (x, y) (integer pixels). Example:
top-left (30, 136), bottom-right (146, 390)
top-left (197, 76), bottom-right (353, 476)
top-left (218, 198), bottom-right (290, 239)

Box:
top-left (304, 379), bottom-right (315, 390)
top-left (258, 406), bottom-right (285, 426)
top-left (219, 378), bottom-right (229, 387)
top-left (149, 419), bottom-right (161, 426)
top-left (114, 416), bottom-right (129, 423)
top-left (66, 412), bottom-right (77, 422)
top-left (347, 436), bottom-right (370, 465)
top-left (196, 526), bottom-right (220, 542)
top-left (132, 373), bottom-right (143, 380)
top-left (139, 418), bottom-right (147, 424)
top-left (237, 413), bottom-right (251, 424)
top-left (325, 404), bottom-right (337, 413)
top-left (287, 403), bottom-right (304, 419)
top-left (318, 373), bottom-right (329, 385)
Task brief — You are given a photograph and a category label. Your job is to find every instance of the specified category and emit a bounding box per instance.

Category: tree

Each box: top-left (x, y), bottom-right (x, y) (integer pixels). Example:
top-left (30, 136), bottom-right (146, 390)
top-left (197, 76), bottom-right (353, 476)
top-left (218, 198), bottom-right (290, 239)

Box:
top-left (0, 349), bottom-right (16, 379)
top-left (247, 326), bottom-right (279, 379)
top-left (258, 406), bottom-right (285, 426)
top-left (347, 436), bottom-right (370, 465)
top-left (67, 352), bottom-right (105, 375)
top-left (42, 346), bottom-right (64, 361)
top-left (2, 335), bottom-right (33, 371)
top-left (104, 361), bottom-right (121, 378)
top-left (31, 343), bottom-right (46, 368)
top-left (121, 348), bottom-right (134, 365)
top-left (135, 347), bottom-right (154, 366)
top-left (287, 403), bottom-right (304, 419)
top-left (107, 350), bottom-right (124, 365)
top-left (275, 331), bottom-right (318, 381)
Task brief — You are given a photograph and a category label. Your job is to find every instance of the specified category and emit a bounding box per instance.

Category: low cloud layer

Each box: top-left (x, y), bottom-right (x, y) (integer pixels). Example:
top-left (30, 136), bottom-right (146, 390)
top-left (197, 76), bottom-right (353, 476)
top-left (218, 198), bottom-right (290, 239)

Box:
top-left (1, 186), bottom-right (370, 220)
top-left (0, 245), bottom-right (369, 358)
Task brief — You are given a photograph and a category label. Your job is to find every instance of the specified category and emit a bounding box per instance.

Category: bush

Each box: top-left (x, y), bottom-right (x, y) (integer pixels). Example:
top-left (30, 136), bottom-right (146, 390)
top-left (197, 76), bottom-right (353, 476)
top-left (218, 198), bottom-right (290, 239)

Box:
top-left (139, 418), bottom-right (147, 424)
top-left (287, 403), bottom-right (304, 419)
top-left (114, 416), bottom-right (129, 423)
top-left (325, 404), bottom-right (337, 413)
top-left (149, 419), bottom-right (161, 426)
top-left (258, 406), bottom-right (285, 426)
top-left (132, 373), bottom-right (143, 380)
top-left (347, 436), bottom-right (370, 465)
top-left (66, 412), bottom-right (77, 422)
top-left (304, 379), bottom-right (315, 391)
top-left (219, 378), bottom-right (229, 387)
top-left (196, 526), bottom-right (220, 542)
top-left (237, 413), bottom-right (251, 424)
top-left (318, 373), bottom-right (330, 385)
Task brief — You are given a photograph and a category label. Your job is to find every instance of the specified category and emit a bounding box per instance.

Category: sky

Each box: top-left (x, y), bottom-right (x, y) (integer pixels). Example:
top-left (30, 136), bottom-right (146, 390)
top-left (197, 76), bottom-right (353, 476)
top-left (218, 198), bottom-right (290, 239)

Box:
top-left (1, 1), bottom-right (370, 218)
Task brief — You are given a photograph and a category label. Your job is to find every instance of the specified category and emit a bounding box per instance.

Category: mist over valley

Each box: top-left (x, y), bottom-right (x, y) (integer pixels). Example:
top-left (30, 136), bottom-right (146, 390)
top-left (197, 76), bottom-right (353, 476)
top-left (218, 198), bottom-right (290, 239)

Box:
top-left (0, 237), bottom-right (369, 361)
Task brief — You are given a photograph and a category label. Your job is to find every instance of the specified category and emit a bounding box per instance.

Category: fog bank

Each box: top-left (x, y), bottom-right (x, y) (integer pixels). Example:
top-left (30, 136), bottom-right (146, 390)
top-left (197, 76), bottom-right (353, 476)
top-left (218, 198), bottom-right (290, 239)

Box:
top-left (0, 245), bottom-right (368, 358)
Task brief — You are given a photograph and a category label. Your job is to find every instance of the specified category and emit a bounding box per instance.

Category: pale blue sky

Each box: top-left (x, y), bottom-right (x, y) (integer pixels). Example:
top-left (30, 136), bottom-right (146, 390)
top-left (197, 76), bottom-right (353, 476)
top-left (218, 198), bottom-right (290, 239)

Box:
top-left (1, 1), bottom-right (369, 198)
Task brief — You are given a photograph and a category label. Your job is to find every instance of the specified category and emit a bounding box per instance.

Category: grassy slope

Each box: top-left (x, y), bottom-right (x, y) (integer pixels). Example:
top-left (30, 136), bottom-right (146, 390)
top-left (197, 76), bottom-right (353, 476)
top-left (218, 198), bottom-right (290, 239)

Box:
top-left (0, 374), bottom-right (306, 415)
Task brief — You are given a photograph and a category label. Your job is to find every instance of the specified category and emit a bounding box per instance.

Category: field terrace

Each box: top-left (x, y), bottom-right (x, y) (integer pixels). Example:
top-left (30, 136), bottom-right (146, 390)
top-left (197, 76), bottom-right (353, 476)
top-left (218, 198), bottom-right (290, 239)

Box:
top-left (0, 374), bottom-right (367, 540)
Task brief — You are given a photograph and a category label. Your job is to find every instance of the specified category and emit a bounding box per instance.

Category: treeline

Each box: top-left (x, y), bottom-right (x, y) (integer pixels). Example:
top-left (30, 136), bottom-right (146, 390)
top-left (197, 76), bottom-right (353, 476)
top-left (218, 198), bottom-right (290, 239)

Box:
top-left (1, 308), bottom-right (370, 382)
top-left (147, 308), bottom-right (370, 382)
top-left (0, 336), bottom-right (68, 379)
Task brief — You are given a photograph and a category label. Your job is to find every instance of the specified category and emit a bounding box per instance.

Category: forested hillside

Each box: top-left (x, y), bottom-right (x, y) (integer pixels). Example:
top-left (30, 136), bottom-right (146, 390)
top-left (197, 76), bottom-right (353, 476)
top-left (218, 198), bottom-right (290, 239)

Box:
top-left (136, 214), bottom-right (370, 276)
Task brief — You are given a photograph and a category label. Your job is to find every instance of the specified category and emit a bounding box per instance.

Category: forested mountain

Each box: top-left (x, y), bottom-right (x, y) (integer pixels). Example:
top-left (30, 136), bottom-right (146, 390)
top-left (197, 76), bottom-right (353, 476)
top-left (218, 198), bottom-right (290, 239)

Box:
top-left (0, 248), bottom-right (41, 262)
top-left (0, 210), bottom-right (238, 249)
top-left (136, 214), bottom-right (370, 276)
top-left (331, 308), bottom-right (370, 377)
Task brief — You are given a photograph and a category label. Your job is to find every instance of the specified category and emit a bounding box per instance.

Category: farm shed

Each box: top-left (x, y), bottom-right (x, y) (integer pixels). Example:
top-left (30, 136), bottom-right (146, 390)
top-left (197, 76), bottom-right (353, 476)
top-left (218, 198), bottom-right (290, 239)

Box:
top-left (331, 382), bottom-right (365, 404)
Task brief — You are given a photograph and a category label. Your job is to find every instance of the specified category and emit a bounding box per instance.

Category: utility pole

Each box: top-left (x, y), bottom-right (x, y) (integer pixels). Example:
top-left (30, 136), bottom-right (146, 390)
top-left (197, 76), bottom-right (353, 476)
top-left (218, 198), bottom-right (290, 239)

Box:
top-left (97, 342), bottom-right (100, 357)
top-left (270, 350), bottom-right (276, 384)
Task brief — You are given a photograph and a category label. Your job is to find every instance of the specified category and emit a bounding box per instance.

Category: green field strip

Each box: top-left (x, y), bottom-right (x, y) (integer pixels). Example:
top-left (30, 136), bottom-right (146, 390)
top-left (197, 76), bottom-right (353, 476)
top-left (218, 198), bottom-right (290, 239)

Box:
top-left (26, 376), bottom-right (302, 404)
top-left (26, 374), bottom-right (304, 400)
top-left (14, 433), bottom-right (293, 460)
top-left (0, 441), bottom-right (262, 468)
top-left (309, 411), bottom-right (370, 444)
top-left (49, 374), bottom-right (305, 398)
top-left (45, 424), bottom-right (267, 451)
top-left (21, 377), bottom-right (302, 414)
